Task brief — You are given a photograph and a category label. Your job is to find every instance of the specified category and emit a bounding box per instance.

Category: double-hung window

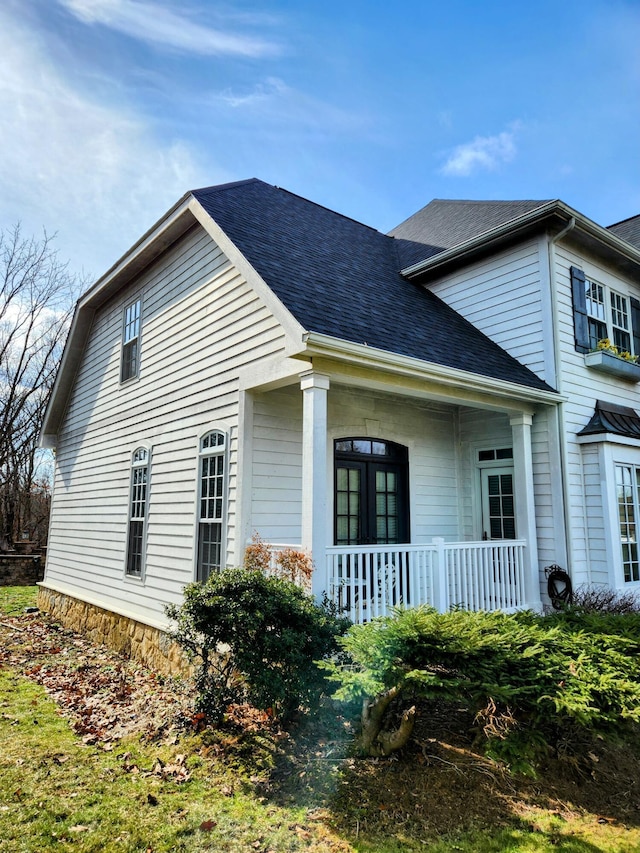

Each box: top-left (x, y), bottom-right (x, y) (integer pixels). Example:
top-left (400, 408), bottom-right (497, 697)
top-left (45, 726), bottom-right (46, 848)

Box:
top-left (197, 430), bottom-right (227, 582)
top-left (584, 280), bottom-right (608, 350)
top-left (121, 298), bottom-right (141, 382)
top-left (126, 447), bottom-right (149, 577)
top-left (585, 280), bottom-right (632, 353)
top-left (572, 266), bottom-right (638, 356)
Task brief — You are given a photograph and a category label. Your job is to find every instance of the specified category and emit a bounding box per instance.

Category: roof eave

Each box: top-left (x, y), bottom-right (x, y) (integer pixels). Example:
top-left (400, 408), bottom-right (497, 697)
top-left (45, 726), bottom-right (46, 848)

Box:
top-left (40, 195), bottom-right (198, 445)
top-left (295, 331), bottom-right (563, 409)
top-left (402, 201), bottom-right (640, 282)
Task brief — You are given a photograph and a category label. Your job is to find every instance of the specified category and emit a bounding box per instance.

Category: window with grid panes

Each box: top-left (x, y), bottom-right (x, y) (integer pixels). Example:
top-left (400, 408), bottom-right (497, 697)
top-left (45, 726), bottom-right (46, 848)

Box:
top-left (121, 298), bottom-right (141, 382)
top-left (585, 279), bottom-right (633, 353)
top-left (616, 464), bottom-right (640, 583)
top-left (197, 430), bottom-right (226, 582)
top-left (126, 447), bottom-right (149, 577)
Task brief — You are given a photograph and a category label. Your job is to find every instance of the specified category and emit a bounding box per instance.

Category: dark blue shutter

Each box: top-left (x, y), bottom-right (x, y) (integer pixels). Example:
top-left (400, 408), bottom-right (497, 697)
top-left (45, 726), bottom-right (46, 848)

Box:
top-left (631, 297), bottom-right (640, 357)
top-left (570, 266), bottom-right (589, 353)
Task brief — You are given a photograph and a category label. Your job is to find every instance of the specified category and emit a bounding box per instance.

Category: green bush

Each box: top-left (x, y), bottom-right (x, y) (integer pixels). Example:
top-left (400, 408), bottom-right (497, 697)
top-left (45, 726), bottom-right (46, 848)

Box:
top-left (325, 606), bottom-right (640, 772)
top-left (166, 568), bottom-right (349, 722)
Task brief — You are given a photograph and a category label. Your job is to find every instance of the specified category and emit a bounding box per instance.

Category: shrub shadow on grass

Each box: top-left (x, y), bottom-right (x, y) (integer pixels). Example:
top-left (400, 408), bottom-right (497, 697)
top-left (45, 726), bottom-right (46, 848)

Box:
top-left (261, 696), bottom-right (640, 848)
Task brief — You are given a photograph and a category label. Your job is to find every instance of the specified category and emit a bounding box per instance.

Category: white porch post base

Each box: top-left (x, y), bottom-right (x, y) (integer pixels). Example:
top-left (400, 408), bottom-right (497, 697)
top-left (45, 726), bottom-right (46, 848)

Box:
top-left (300, 371), bottom-right (330, 599)
top-left (510, 412), bottom-right (542, 610)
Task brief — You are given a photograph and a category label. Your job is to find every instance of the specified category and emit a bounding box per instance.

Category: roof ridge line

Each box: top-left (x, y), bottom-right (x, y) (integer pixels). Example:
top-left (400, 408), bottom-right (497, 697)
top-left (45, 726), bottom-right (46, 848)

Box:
top-left (191, 178), bottom-right (260, 195)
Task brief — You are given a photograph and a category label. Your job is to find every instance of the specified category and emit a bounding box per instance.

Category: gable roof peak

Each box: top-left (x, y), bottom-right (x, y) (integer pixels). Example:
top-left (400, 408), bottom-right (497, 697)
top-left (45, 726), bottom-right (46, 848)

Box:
top-left (193, 177), bottom-right (382, 237)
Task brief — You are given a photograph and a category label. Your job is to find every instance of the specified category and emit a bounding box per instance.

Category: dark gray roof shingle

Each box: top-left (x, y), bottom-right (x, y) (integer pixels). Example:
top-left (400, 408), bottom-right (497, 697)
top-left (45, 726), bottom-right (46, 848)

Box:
top-left (192, 180), bottom-right (552, 393)
top-left (389, 199), bottom-right (552, 268)
top-left (607, 214), bottom-right (640, 251)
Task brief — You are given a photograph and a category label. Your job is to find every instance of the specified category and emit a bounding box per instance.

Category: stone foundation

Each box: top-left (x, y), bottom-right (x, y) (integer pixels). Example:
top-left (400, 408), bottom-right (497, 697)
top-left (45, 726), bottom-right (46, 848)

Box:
top-left (0, 555), bottom-right (44, 586)
top-left (37, 587), bottom-right (191, 677)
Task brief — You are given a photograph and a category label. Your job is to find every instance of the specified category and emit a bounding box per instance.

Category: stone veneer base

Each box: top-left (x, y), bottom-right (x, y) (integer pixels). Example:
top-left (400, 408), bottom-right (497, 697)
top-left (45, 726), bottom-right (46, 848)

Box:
top-left (37, 587), bottom-right (192, 677)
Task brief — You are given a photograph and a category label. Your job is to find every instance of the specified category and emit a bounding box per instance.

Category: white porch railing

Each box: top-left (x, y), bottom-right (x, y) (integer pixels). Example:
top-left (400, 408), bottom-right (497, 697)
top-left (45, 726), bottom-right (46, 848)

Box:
top-left (327, 539), bottom-right (528, 624)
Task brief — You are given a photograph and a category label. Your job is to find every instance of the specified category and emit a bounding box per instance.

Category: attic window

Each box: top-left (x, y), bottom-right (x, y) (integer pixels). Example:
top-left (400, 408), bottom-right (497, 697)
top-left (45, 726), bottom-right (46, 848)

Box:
top-left (121, 298), bottom-right (141, 382)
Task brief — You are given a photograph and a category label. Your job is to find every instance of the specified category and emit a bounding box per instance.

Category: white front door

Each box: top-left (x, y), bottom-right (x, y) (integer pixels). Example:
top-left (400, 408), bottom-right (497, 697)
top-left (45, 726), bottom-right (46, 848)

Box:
top-left (481, 466), bottom-right (516, 540)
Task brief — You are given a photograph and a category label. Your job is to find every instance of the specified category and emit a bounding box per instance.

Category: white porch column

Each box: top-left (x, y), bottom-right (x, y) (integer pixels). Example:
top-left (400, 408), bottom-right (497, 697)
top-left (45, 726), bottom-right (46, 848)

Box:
top-left (300, 371), bottom-right (330, 598)
top-left (234, 389), bottom-right (254, 567)
top-left (510, 413), bottom-right (542, 610)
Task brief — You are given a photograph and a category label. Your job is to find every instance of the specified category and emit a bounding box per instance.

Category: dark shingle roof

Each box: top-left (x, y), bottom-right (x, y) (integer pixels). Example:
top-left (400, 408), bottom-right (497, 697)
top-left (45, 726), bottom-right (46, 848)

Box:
top-left (607, 214), bottom-right (640, 251)
top-left (389, 199), bottom-right (552, 269)
top-left (192, 180), bottom-right (552, 392)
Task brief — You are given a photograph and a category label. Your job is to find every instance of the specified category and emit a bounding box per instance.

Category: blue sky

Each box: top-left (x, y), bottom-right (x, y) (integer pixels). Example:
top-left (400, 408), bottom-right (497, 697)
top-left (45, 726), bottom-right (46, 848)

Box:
top-left (1, 0), bottom-right (639, 278)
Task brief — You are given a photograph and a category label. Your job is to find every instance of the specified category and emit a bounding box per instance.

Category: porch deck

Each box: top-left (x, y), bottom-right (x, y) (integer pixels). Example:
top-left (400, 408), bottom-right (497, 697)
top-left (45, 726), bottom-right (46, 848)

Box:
top-left (271, 540), bottom-right (528, 624)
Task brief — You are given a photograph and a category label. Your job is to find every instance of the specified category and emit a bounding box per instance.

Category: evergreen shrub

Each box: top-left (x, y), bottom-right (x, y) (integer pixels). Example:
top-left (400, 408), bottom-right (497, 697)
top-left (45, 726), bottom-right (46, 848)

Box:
top-left (166, 568), bottom-right (349, 722)
top-left (326, 606), bottom-right (640, 771)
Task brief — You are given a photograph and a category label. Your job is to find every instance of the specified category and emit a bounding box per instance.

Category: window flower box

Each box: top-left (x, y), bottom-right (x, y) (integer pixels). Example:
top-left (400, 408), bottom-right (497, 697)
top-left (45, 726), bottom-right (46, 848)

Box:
top-left (585, 349), bottom-right (640, 381)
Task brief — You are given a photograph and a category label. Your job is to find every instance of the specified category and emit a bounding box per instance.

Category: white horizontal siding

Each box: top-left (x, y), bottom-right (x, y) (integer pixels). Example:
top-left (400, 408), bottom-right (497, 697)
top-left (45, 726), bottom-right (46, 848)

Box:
top-left (249, 385), bottom-right (521, 550)
top-left (580, 444), bottom-right (609, 586)
top-left (251, 387), bottom-right (304, 544)
top-left (428, 239), bottom-right (550, 382)
top-left (328, 388), bottom-right (461, 542)
top-left (555, 244), bottom-right (640, 585)
top-left (46, 225), bottom-right (288, 627)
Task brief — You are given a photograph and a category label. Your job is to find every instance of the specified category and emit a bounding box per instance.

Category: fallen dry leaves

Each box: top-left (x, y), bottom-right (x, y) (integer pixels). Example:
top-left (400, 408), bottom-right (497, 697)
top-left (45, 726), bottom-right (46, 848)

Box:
top-left (0, 611), bottom-right (194, 746)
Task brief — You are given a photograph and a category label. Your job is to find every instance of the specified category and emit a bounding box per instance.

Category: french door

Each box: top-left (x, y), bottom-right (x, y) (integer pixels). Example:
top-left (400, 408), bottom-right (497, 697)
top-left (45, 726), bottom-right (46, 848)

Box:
top-left (334, 439), bottom-right (409, 546)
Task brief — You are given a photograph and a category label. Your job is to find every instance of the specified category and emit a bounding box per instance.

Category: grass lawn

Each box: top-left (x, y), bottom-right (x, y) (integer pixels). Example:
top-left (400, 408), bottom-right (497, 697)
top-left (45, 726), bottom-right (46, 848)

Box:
top-left (2, 587), bottom-right (640, 852)
top-left (0, 584), bottom-right (37, 615)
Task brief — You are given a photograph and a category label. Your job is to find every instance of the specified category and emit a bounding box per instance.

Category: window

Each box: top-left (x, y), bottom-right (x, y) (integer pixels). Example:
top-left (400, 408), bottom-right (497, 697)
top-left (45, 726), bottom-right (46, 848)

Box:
top-left (616, 464), bottom-right (640, 583)
top-left (126, 447), bottom-right (149, 577)
top-left (571, 265), bottom-right (640, 356)
top-left (478, 447), bottom-right (513, 462)
top-left (610, 292), bottom-right (631, 352)
top-left (197, 430), bottom-right (227, 582)
top-left (585, 279), bottom-right (631, 352)
top-left (481, 469), bottom-right (516, 539)
top-left (585, 280), bottom-right (607, 349)
top-left (121, 298), bottom-right (141, 382)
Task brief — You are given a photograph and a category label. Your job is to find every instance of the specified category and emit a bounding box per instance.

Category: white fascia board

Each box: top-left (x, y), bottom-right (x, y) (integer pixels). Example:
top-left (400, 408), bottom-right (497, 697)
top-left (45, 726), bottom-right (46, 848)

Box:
top-left (402, 200), bottom-right (640, 279)
top-left (188, 197), bottom-right (306, 345)
top-left (40, 197), bottom-right (198, 444)
top-left (76, 194), bottom-right (195, 309)
top-left (296, 332), bottom-right (565, 409)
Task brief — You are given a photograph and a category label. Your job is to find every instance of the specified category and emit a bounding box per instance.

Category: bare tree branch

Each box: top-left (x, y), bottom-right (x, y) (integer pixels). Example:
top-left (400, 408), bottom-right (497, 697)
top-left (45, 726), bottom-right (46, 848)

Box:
top-left (0, 224), bottom-right (83, 547)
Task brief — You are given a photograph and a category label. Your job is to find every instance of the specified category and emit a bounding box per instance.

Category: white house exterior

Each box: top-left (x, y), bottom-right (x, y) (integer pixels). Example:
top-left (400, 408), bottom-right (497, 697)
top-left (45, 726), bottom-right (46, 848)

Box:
top-left (38, 180), bottom-right (640, 661)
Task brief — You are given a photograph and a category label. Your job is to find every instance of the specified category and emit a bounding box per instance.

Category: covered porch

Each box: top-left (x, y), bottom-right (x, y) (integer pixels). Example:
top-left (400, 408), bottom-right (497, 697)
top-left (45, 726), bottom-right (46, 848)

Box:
top-left (236, 348), bottom-right (563, 622)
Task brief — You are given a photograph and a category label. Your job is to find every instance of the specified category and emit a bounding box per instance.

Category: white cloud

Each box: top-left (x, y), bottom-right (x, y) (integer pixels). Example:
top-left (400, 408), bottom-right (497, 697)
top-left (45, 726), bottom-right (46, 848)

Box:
top-left (58, 0), bottom-right (280, 57)
top-left (209, 77), bottom-right (366, 138)
top-left (0, 6), bottom-right (221, 276)
top-left (219, 77), bottom-right (289, 109)
top-left (440, 128), bottom-right (518, 177)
